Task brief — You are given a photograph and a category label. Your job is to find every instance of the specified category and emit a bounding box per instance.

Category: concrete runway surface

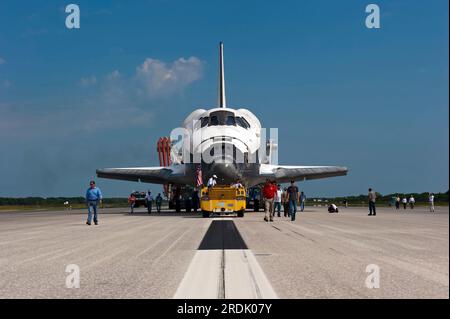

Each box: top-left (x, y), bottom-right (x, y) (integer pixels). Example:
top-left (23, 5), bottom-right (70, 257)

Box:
top-left (0, 206), bottom-right (448, 299)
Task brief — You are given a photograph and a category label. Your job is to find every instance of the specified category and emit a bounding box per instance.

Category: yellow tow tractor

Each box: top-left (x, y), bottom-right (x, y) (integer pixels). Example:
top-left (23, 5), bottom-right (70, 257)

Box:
top-left (200, 185), bottom-right (246, 218)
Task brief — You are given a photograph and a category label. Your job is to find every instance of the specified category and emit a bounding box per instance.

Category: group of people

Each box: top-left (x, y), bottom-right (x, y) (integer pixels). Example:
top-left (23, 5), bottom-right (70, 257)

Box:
top-left (127, 191), bottom-right (163, 214)
top-left (393, 194), bottom-right (435, 212)
top-left (172, 187), bottom-right (200, 213)
top-left (368, 188), bottom-right (437, 216)
top-left (84, 179), bottom-right (439, 226)
top-left (262, 180), bottom-right (306, 222)
top-left (393, 195), bottom-right (416, 210)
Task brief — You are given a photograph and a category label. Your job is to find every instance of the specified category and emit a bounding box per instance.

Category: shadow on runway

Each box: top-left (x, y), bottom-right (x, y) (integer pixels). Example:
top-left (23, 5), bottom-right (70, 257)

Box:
top-left (198, 220), bottom-right (248, 250)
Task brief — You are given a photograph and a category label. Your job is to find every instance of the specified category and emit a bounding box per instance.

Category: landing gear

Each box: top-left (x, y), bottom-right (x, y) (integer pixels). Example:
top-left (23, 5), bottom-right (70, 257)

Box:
top-left (202, 210), bottom-right (210, 218)
top-left (236, 210), bottom-right (244, 218)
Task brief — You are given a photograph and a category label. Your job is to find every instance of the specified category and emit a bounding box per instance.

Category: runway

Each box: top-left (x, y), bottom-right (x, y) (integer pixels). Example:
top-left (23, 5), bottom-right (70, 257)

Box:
top-left (0, 206), bottom-right (448, 299)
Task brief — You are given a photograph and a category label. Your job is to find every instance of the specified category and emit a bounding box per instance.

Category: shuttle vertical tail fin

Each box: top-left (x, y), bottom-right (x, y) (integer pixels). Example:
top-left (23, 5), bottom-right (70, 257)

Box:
top-left (218, 42), bottom-right (226, 108)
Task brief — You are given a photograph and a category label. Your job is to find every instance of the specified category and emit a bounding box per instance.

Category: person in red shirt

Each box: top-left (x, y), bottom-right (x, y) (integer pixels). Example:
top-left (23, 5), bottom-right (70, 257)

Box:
top-left (263, 180), bottom-right (277, 222)
top-left (128, 193), bottom-right (136, 214)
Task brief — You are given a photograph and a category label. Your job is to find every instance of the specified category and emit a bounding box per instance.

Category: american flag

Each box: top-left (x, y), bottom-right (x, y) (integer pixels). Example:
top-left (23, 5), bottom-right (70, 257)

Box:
top-left (196, 165), bottom-right (203, 187)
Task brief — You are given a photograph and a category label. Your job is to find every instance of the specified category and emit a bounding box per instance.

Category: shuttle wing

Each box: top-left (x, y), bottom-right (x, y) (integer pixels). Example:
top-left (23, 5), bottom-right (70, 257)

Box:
top-left (260, 164), bottom-right (348, 183)
top-left (96, 165), bottom-right (186, 184)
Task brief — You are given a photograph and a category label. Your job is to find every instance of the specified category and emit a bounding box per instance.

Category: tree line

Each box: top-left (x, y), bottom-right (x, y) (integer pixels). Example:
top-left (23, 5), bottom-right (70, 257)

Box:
top-left (0, 191), bottom-right (447, 206)
top-left (0, 197), bottom-right (128, 206)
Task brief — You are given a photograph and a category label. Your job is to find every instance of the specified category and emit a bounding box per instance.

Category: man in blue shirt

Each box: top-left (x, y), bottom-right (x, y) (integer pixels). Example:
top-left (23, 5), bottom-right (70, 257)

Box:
top-left (300, 191), bottom-right (307, 212)
top-left (85, 180), bottom-right (103, 225)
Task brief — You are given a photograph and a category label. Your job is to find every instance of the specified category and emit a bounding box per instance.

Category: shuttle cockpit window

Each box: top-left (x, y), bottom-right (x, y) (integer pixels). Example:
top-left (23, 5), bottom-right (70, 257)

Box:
top-left (203, 111), bottom-right (247, 127)
top-left (210, 116), bottom-right (219, 126)
top-left (208, 110), bottom-right (235, 126)
top-left (236, 117), bottom-right (249, 129)
top-left (241, 117), bottom-right (251, 128)
top-left (226, 116), bottom-right (236, 126)
top-left (200, 117), bottom-right (209, 128)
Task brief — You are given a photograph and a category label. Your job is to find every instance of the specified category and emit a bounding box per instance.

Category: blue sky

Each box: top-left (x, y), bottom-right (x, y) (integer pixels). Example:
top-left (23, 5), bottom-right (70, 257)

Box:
top-left (0, 0), bottom-right (448, 197)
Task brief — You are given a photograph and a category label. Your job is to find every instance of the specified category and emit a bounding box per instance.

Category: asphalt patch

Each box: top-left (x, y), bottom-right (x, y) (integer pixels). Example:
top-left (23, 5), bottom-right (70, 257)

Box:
top-left (198, 220), bottom-right (248, 250)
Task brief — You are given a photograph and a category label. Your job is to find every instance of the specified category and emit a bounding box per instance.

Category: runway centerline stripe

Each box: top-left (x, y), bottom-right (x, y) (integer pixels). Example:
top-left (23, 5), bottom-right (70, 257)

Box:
top-left (198, 220), bottom-right (248, 250)
top-left (174, 219), bottom-right (278, 299)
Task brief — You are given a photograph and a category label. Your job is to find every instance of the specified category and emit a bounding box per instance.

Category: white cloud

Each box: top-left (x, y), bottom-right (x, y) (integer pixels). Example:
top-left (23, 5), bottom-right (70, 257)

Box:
top-left (106, 70), bottom-right (121, 80)
top-left (135, 57), bottom-right (203, 97)
top-left (1, 56), bottom-right (203, 140)
top-left (0, 57), bottom-right (5, 65)
top-left (79, 75), bottom-right (97, 86)
top-left (80, 56), bottom-right (203, 98)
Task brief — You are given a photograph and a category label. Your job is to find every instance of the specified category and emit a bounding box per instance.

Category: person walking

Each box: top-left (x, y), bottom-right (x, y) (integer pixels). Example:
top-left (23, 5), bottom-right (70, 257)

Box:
top-left (287, 180), bottom-right (300, 221)
top-left (263, 180), bottom-right (277, 222)
top-left (409, 195), bottom-right (415, 209)
top-left (429, 193), bottom-right (435, 212)
top-left (252, 191), bottom-right (260, 212)
top-left (300, 191), bottom-right (307, 212)
top-left (395, 196), bottom-right (400, 210)
top-left (85, 180), bottom-right (102, 225)
top-left (282, 188), bottom-right (290, 217)
top-left (274, 184), bottom-right (282, 218)
top-left (191, 187), bottom-right (200, 213)
top-left (155, 193), bottom-right (163, 212)
top-left (402, 197), bottom-right (407, 209)
top-left (368, 188), bottom-right (376, 216)
top-left (145, 190), bottom-right (153, 214)
top-left (128, 193), bottom-right (136, 214)
top-left (175, 194), bottom-right (182, 213)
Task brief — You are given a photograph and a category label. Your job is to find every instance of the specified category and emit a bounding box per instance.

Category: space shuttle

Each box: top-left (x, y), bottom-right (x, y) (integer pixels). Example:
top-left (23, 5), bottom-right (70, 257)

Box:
top-left (96, 43), bottom-right (347, 187)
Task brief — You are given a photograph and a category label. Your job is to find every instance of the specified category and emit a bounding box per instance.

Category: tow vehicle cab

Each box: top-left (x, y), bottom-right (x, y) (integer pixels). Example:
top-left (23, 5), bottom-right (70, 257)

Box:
top-left (200, 185), bottom-right (246, 217)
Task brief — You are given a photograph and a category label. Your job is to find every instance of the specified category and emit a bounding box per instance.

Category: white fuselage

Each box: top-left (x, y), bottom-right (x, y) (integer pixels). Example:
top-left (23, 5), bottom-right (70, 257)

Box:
top-left (179, 107), bottom-right (264, 166)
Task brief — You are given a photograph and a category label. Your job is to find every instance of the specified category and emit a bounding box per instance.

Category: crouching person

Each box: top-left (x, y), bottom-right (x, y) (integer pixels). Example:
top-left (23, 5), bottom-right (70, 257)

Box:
top-left (328, 204), bottom-right (339, 213)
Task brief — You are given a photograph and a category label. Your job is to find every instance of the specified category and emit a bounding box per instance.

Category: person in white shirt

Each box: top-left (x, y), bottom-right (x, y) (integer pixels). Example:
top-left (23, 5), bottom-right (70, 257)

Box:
top-left (207, 175), bottom-right (217, 188)
top-left (408, 195), bottom-right (415, 209)
top-left (274, 184), bottom-right (283, 217)
top-left (145, 190), bottom-right (153, 214)
top-left (402, 197), bottom-right (407, 209)
top-left (429, 193), bottom-right (435, 212)
top-left (231, 179), bottom-right (243, 188)
top-left (368, 188), bottom-right (376, 216)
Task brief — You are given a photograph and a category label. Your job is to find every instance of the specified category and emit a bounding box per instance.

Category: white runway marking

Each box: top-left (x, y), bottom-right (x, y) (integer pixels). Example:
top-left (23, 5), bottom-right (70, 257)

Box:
top-left (174, 249), bottom-right (278, 299)
top-left (224, 249), bottom-right (278, 298)
top-left (174, 248), bottom-right (278, 299)
top-left (173, 250), bottom-right (222, 299)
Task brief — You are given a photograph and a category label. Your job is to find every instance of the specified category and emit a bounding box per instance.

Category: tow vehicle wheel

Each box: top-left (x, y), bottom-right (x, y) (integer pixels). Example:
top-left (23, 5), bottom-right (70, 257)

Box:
top-left (202, 211), bottom-right (210, 218)
top-left (237, 211), bottom-right (244, 218)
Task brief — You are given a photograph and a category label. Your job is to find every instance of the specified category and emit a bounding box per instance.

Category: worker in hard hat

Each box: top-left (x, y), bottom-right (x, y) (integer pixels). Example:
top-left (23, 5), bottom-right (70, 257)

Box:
top-left (207, 175), bottom-right (218, 188)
